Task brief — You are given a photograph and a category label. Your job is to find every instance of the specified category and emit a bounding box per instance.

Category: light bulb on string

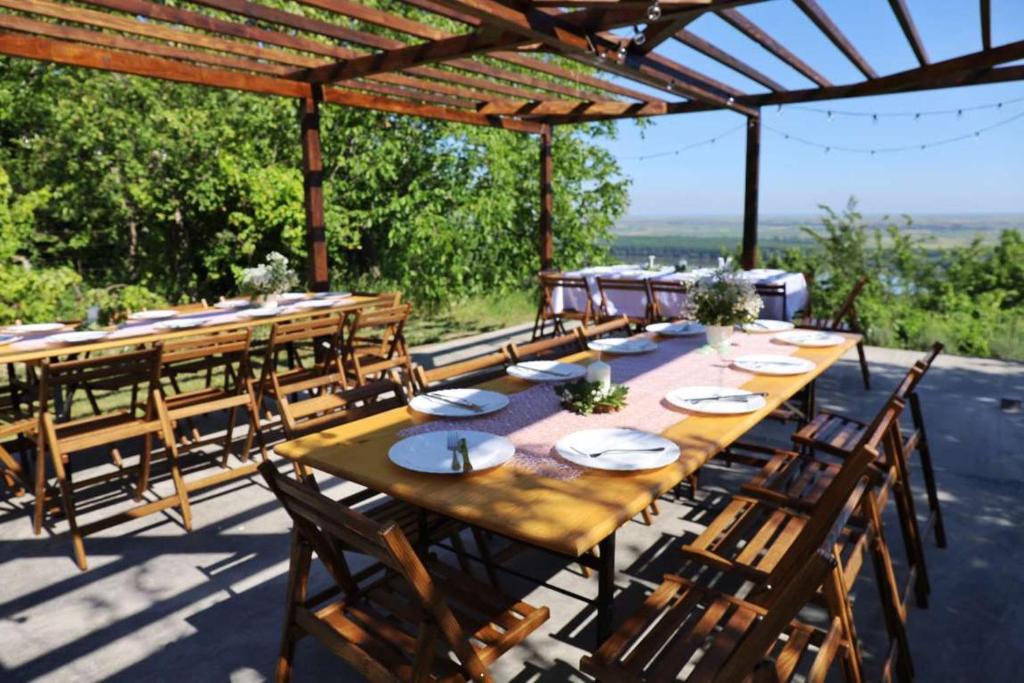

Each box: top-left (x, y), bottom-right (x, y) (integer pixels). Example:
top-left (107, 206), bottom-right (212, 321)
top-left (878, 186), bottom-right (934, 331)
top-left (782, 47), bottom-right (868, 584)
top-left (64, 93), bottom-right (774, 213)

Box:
top-left (616, 42), bottom-right (628, 61)
top-left (646, 1), bottom-right (662, 21)
top-left (825, 146), bottom-right (830, 154)
top-left (633, 27), bottom-right (647, 46)
top-left (776, 104), bottom-right (782, 114)
top-left (827, 110), bottom-right (833, 122)
top-left (914, 113), bottom-right (920, 122)
top-left (872, 114), bottom-right (878, 125)
top-left (957, 109), bottom-right (963, 119)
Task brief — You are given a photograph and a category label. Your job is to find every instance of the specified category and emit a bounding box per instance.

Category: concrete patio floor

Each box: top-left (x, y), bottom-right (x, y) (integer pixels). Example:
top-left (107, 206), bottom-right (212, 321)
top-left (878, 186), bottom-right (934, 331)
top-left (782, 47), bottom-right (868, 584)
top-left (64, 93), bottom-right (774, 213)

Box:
top-left (1, 331), bottom-right (1022, 682)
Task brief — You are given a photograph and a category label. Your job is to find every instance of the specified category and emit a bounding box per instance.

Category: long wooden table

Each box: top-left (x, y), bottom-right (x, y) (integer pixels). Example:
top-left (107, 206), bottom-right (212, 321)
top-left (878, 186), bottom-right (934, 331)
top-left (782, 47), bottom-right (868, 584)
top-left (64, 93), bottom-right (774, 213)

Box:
top-left (0, 294), bottom-right (379, 364)
top-left (275, 332), bottom-right (861, 642)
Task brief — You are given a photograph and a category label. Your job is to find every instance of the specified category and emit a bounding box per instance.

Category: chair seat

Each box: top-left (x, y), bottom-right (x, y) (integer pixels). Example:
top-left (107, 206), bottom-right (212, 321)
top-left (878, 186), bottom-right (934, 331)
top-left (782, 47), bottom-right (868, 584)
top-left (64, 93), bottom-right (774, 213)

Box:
top-left (308, 558), bottom-right (549, 682)
top-left (580, 574), bottom-right (842, 682)
top-left (792, 411), bottom-right (867, 455)
top-left (741, 450), bottom-right (842, 510)
top-left (353, 495), bottom-right (462, 547)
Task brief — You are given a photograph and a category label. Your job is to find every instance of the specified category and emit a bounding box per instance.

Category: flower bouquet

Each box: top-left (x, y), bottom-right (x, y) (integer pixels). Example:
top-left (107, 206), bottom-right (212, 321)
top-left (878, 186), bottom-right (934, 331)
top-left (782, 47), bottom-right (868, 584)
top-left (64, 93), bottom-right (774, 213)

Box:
top-left (558, 380), bottom-right (629, 416)
top-left (689, 267), bottom-right (763, 348)
top-left (237, 252), bottom-right (299, 304)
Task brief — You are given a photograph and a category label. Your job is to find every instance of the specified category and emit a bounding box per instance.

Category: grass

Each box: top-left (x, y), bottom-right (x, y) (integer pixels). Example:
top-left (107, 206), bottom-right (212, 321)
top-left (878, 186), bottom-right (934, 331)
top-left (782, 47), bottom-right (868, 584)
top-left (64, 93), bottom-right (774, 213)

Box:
top-left (404, 289), bottom-right (536, 346)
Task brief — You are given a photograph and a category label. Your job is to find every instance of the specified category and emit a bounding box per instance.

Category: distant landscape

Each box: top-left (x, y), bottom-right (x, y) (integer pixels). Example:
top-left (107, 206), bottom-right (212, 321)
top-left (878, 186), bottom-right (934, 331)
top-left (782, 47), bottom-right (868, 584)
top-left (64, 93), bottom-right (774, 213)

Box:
top-left (609, 213), bottom-right (1024, 266)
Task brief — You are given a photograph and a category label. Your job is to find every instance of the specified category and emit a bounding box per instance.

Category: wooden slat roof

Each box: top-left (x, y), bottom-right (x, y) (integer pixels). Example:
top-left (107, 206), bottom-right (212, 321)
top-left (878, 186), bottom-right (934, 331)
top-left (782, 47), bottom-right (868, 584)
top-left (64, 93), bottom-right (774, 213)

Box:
top-left (1, 0), bottom-right (1022, 133)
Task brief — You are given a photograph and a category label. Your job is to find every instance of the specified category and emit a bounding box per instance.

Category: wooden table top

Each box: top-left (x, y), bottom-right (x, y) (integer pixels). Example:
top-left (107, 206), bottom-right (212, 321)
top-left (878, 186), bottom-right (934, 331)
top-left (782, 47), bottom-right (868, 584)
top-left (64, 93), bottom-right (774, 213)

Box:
top-left (275, 332), bottom-right (860, 557)
top-left (0, 295), bottom-right (378, 364)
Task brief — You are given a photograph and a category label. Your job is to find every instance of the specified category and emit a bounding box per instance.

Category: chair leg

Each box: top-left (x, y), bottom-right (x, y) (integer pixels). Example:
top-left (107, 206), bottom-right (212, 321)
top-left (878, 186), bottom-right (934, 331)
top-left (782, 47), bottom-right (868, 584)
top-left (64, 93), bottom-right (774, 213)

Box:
top-left (156, 399), bottom-right (193, 532)
top-left (135, 431), bottom-right (154, 501)
top-left (857, 340), bottom-right (870, 390)
top-left (276, 532), bottom-right (311, 683)
top-left (221, 405), bottom-right (238, 466)
top-left (49, 450), bottom-right (87, 570)
top-left (891, 450), bottom-right (931, 606)
top-left (0, 442), bottom-right (25, 497)
top-left (911, 394), bottom-right (946, 549)
top-left (470, 526), bottom-right (501, 589)
top-left (823, 551), bottom-right (865, 683)
top-left (33, 434), bottom-right (50, 535)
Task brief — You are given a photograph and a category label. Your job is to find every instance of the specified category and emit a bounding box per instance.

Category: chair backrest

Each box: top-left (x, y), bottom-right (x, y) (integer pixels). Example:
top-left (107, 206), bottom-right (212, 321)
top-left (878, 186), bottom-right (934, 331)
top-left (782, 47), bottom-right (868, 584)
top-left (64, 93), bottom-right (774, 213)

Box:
top-left (539, 272), bottom-right (593, 316)
top-left (830, 276), bottom-right (868, 329)
top-left (350, 291), bottom-right (402, 308)
top-left (171, 300), bottom-right (209, 314)
top-left (575, 315), bottom-right (630, 342)
top-left (649, 278), bottom-right (691, 321)
top-left (413, 349), bottom-right (511, 392)
top-left (506, 331), bottom-right (584, 363)
top-left (161, 328), bottom-right (252, 371)
top-left (279, 377), bottom-right (407, 439)
top-left (346, 304), bottom-right (411, 354)
top-left (762, 393), bottom-right (904, 592)
top-left (38, 346), bottom-right (163, 421)
top-left (259, 462), bottom-right (491, 679)
top-left (595, 277), bottom-right (652, 321)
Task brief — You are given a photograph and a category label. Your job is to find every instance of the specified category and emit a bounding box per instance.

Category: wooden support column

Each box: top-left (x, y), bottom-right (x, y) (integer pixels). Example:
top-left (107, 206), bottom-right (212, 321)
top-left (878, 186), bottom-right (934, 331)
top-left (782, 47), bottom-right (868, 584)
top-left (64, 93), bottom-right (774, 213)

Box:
top-left (539, 123), bottom-right (554, 272)
top-left (741, 113), bottom-right (761, 270)
top-left (301, 85), bottom-right (329, 291)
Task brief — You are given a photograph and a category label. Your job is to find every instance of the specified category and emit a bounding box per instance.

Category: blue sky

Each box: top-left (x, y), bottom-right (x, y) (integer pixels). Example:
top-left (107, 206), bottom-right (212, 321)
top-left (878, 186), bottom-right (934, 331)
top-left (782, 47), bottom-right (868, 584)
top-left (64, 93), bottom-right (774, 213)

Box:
top-left (595, 0), bottom-right (1024, 216)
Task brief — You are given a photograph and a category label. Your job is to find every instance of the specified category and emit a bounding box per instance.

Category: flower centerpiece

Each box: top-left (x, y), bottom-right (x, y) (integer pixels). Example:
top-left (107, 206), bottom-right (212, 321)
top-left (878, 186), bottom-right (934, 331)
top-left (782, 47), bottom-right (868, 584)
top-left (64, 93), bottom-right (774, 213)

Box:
top-left (689, 267), bottom-right (763, 348)
top-left (558, 380), bottom-right (629, 416)
top-left (237, 252), bottom-right (299, 304)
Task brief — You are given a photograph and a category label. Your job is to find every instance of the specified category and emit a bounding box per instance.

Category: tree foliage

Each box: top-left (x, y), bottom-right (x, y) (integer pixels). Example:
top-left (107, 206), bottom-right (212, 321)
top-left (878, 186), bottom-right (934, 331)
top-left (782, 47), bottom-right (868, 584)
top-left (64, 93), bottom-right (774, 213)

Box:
top-left (0, 58), bottom-right (629, 319)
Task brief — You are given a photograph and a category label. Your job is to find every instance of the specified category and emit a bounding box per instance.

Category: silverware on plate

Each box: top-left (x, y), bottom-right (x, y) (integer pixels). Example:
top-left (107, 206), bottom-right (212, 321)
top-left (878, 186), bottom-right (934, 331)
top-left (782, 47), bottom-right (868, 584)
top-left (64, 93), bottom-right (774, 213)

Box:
top-left (447, 431), bottom-right (461, 471)
top-left (571, 445), bottom-right (666, 459)
top-left (425, 392), bottom-right (484, 413)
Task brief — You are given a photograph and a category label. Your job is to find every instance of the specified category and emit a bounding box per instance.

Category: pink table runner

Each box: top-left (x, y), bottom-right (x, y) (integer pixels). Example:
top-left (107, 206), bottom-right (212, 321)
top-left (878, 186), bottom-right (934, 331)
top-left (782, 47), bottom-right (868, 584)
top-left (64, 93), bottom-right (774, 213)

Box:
top-left (400, 332), bottom-right (800, 479)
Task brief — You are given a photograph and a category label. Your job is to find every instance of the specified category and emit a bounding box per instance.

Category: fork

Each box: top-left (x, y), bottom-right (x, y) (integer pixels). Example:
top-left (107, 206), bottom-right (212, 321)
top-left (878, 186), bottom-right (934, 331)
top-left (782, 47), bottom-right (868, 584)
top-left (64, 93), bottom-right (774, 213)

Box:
top-left (571, 446), bottom-right (666, 459)
top-left (446, 431), bottom-right (461, 471)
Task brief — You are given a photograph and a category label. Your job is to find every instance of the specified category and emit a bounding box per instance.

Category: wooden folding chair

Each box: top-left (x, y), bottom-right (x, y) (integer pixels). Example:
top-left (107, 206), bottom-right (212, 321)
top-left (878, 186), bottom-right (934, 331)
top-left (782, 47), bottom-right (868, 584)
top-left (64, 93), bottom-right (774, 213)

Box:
top-left (33, 346), bottom-right (185, 570)
top-left (680, 397), bottom-right (915, 682)
top-left (260, 462), bottom-right (550, 683)
top-left (412, 349), bottom-right (511, 393)
top-left (155, 330), bottom-right (269, 488)
top-left (802, 275), bottom-right (870, 389)
top-left (341, 303), bottom-right (414, 389)
top-left (649, 278), bottom-right (692, 322)
top-left (595, 276), bottom-right (654, 329)
top-left (256, 313), bottom-right (348, 426)
top-left (790, 342), bottom-right (945, 548)
top-left (532, 272), bottom-right (595, 340)
top-left (0, 419), bottom-right (33, 497)
top-left (505, 330), bottom-right (584, 363)
top-left (580, 459), bottom-right (869, 682)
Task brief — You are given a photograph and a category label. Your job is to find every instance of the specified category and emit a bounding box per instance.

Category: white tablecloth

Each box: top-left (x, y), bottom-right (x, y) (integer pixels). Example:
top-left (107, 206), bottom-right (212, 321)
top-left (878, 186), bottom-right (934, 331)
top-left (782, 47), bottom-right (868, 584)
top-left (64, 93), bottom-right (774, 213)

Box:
top-left (551, 266), bottom-right (808, 322)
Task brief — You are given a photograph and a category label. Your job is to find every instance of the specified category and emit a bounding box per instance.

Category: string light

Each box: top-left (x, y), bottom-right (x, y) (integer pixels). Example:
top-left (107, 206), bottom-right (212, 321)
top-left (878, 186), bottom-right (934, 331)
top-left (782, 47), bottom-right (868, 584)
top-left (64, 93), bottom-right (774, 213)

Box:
top-left (632, 25), bottom-right (647, 46)
top-left (775, 95), bottom-right (1024, 119)
top-left (762, 108), bottom-right (1024, 155)
top-left (646, 1), bottom-right (662, 21)
top-left (618, 124), bottom-right (746, 160)
top-left (616, 42), bottom-right (628, 61)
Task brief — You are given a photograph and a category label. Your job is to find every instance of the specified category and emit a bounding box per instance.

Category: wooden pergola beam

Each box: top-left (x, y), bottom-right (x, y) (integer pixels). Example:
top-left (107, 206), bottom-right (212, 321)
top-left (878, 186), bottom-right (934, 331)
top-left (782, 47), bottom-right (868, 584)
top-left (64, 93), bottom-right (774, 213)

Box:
top-left (478, 99), bottom-right (669, 117)
top-left (638, 0), bottom-right (759, 54)
top-left (888, 0), bottom-right (929, 66)
top-left (792, 0), bottom-right (877, 79)
top-left (539, 124), bottom-right (554, 271)
top-left (675, 29), bottom-right (784, 92)
top-left (980, 0), bottom-right (991, 51)
top-left (0, 32), bottom-right (543, 132)
top-left (718, 8), bottom-right (832, 87)
top-left (741, 114), bottom-right (760, 269)
top-left (301, 86), bottom-right (329, 291)
top-left (418, 0), bottom-right (756, 114)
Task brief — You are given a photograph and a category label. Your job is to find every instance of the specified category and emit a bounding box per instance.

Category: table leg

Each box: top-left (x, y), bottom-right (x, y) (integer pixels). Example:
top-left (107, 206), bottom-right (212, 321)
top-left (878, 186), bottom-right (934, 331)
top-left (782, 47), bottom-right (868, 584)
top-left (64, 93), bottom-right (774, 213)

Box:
top-left (596, 532), bottom-right (616, 646)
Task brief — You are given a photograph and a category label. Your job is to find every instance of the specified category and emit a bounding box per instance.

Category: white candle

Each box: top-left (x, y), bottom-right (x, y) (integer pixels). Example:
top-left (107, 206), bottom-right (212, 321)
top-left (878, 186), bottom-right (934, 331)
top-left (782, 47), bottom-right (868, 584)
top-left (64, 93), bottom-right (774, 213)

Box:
top-left (586, 359), bottom-right (612, 394)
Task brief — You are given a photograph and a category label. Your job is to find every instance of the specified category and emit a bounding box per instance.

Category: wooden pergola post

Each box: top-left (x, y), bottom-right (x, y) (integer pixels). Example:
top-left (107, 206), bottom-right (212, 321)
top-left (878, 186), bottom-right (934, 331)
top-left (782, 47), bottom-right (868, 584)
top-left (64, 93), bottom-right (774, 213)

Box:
top-left (741, 112), bottom-right (761, 270)
top-left (539, 123), bottom-right (554, 272)
top-left (301, 85), bottom-right (329, 291)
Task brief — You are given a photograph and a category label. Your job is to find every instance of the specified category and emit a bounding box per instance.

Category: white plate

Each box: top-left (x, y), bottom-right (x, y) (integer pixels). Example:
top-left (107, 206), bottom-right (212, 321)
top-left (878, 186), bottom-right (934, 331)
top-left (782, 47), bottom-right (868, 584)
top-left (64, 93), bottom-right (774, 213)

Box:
top-left (774, 330), bottom-right (846, 347)
top-left (313, 291), bottom-right (353, 299)
top-left (154, 318), bottom-right (207, 330)
top-left (554, 428), bottom-right (679, 471)
top-left (506, 360), bottom-right (586, 383)
top-left (409, 389), bottom-right (510, 418)
top-left (47, 331), bottom-right (109, 344)
top-left (388, 430), bottom-right (515, 474)
top-left (646, 321), bottom-right (705, 337)
top-left (733, 354), bottom-right (816, 376)
top-left (665, 385), bottom-right (767, 415)
top-left (739, 319), bottom-right (795, 334)
top-left (2, 323), bottom-right (65, 334)
top-left (239, 306), bottom-right (281, 318)
top-left (127, 310), bottom-right (177, 321)
top-left (0, 334), bottom-right (22, 346)
top-left (276, 292), bottom-right (307, 302)
top-left (214, 298), bottom-right (250, 309)
top-left (587, 338), bottom-right (657, 354)
top-left (292, 299), bottom-right (336, 309)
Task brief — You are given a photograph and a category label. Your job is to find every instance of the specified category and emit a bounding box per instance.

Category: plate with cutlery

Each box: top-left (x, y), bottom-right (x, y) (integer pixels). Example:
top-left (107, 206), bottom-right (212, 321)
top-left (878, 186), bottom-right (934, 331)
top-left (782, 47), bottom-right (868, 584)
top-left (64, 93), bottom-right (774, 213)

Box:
top-left (732, 354), bottom-right (816, 376)
top-left (507, 360), bottom-right (586, 382)
top-left (665, 386), bottom-right (768, 415)
top-left (409, 388), bottom-right (509, 418)
top-left (555, 428), bottom-right (679, 471)
top-left (646, 321), bottom-right (706, 337)
top-left (739, 319), bottom-right (794, 334)
top-left (587, 337), bottom-right (658, 354)
top-left (388, 430), bottom-right (514, 474)
top-left (773, 330), bottom-right (846, 347)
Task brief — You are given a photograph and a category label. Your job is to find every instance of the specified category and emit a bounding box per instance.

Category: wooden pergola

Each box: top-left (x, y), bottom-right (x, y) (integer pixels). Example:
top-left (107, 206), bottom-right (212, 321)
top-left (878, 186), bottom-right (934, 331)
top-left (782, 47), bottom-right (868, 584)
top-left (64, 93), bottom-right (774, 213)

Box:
top-left (1, 0), bottom-right (1022, 287)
